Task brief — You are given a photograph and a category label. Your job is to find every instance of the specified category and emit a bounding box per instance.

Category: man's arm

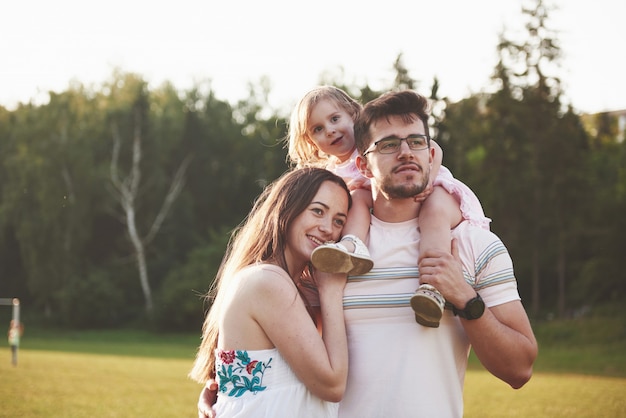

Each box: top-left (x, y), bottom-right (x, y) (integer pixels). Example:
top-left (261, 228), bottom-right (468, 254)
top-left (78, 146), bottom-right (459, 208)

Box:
top-left (418, 239), bottom-right (538, 389)
top-left (460, 300), bottom-right (537, 388)
top-left (197, 380), bottom-right (218, 418)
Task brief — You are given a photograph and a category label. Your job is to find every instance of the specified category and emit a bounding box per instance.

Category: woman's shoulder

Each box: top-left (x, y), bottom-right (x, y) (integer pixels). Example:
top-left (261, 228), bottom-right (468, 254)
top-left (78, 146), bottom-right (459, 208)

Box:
top-left (239, 263), bottom-right (289, 278)
top-left (237, 264), bottom-right (295, 295)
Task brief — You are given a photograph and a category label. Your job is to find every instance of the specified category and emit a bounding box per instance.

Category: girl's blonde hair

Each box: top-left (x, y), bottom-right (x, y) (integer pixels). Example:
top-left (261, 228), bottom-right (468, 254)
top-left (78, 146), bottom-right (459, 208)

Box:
top-left (189, 167), bottom-right (351, 383)
top-left (286, 86), bottom-right (361, 168)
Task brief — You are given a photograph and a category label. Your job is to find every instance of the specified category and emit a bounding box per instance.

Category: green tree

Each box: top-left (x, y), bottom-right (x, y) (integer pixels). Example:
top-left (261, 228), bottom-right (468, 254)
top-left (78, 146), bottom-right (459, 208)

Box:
top-left (485, 0), bottom-right (592, 317)
top-left (2, 88), bottom-right (110, 319)
top-left (110, 104), bottom-right (190, 314)
top-left (572, 120), bottom-right (626, 309)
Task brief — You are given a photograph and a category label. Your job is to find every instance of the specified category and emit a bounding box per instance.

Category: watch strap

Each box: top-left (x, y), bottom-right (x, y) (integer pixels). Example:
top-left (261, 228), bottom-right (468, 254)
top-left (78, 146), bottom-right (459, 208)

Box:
top-left (453, 292), bottom-right (484, 320)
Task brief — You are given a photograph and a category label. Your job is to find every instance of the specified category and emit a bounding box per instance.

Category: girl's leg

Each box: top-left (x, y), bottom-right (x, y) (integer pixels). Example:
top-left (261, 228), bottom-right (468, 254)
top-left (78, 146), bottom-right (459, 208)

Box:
top-left (339, 189), bottom-right (371, 252)
top-left (418, 186), bottom-right (463, 259)
top-left (411, 186), bottom-right (463, 327)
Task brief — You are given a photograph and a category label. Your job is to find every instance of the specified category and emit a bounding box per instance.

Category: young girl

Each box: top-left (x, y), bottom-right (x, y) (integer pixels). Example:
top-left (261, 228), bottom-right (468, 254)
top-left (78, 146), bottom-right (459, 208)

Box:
top-left (285, 86), bottom-right (491, 328)
top-left (189, 168), bottom-right (351, 418)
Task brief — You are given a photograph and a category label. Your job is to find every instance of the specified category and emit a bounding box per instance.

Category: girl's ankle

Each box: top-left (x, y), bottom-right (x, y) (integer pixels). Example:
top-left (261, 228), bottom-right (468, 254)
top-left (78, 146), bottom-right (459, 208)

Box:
top-left (340, 239), bottom-right (357, 253)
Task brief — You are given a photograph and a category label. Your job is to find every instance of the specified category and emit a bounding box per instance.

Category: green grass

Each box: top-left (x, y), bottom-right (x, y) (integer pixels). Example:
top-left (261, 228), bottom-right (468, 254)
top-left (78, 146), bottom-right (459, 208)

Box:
top-left (0, 317), bottom-right (625, 417)
top-left (18, 327), bottom-right (201, 359)
top-left (0, 350), bottom-right (201, 417)
top-left (0, 328), bottom-right (204, 417)
top-left (464, 315), bottom-right (626, 417)
top-left (464, 371), bottom-right (626, 417)
top-left (468, 315), bottom-right (626, 378)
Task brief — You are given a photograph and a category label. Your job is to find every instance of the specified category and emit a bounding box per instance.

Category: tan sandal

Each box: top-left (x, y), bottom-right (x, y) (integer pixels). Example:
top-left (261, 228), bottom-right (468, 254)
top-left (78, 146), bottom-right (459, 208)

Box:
top-left (311, 234), bottom-right (374, 275)
top-left (410, 284), bottom-right (445, 328)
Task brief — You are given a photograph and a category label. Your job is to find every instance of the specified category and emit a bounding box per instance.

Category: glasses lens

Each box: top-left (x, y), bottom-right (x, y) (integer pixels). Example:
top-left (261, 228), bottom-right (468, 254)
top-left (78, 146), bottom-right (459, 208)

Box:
top-left (377, 138), bottom-right (401, 154)
top-left (407, 135), bottom-right (427, 150)
top-left (370, 135), bottom-right (429, 155)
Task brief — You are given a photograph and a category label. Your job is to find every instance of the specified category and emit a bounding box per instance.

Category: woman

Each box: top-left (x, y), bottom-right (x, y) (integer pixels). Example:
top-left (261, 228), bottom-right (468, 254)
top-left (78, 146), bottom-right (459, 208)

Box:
top-left (190, 168), bottom-right (351, 418)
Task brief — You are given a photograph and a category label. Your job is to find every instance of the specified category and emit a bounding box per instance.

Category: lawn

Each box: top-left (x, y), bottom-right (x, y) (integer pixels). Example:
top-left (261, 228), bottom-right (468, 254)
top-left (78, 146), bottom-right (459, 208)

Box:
top-left (1, 350), bottom-right (200, 417)
top-left (0, 317), bottom-right (625, 417)
top-left (1, 328), bottom-right (203, 417)
top-left (463, 370), bottom-right (626, 417)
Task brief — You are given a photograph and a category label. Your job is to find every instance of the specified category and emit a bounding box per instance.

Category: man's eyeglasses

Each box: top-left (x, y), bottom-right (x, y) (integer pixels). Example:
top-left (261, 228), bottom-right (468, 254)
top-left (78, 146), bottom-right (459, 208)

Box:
top-left (362, 134), bottom-right (430, 157)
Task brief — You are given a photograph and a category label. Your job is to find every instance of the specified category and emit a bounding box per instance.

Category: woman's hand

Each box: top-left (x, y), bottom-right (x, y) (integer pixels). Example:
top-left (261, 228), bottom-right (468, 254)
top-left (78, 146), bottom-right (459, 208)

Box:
top-left (313, 270), bottom-right (348, 294)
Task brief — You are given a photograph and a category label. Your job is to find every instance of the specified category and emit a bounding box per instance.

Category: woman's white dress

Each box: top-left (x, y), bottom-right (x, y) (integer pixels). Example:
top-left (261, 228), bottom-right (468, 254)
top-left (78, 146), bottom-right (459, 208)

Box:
top-left (214, 348), bottom-right (338, 417)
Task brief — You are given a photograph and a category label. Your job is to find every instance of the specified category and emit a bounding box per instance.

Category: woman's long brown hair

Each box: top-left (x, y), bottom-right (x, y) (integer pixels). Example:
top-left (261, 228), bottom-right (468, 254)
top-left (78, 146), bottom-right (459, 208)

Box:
top-left (189, 167), bottom-right (351, 383)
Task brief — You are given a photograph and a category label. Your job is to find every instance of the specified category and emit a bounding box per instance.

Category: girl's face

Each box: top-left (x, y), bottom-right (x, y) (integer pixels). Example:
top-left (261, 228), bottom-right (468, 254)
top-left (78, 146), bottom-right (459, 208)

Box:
top-left (284, 180), bottom-right (349, 275)
top-left (307, 99), bottom-right (356, 163)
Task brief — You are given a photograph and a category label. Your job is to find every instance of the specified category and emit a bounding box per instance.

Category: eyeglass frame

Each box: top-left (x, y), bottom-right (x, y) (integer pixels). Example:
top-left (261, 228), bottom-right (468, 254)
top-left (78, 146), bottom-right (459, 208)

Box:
top-left (362, 134), bottom-right (431, 157)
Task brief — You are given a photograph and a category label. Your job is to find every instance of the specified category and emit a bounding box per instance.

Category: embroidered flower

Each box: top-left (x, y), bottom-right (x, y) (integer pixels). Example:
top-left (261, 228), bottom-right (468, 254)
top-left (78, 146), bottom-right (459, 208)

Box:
top-left (216, 350), bottom-right (272, 397)
top-left (246, 360), bottom-right (258, 374)
top-left (219, 350), bottom-right (236, 364)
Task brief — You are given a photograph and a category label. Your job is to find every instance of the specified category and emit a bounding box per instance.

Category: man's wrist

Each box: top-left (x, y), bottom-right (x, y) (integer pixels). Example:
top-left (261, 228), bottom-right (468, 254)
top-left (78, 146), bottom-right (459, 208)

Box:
top-left (448, 285), bottom-right (477, 309)
top-left (452, 292), bottom-right (485, 320)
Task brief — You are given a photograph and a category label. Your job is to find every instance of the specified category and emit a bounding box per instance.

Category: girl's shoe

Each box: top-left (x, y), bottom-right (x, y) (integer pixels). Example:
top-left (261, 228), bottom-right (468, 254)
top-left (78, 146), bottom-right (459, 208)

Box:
top-left (410, 284), bottom-right (445, 328)
top-left (311, 234), bottom-right (374, 276)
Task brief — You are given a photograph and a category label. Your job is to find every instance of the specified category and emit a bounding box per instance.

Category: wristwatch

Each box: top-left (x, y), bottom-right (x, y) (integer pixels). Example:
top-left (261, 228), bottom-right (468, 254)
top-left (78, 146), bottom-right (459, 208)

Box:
top-left (452, 293), bottom-right (485, 320)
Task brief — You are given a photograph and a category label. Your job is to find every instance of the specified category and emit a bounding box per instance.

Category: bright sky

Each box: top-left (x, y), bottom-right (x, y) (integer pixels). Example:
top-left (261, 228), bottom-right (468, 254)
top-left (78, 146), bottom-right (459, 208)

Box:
top-left (2, 0), bottom-right (624, 115)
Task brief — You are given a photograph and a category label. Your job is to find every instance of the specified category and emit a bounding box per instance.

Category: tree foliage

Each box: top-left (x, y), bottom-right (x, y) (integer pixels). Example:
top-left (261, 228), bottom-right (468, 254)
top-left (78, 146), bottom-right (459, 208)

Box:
top-left (0, 1), bottom-right (623, 328)
top-left (437, 0), bottom-right (624, 318)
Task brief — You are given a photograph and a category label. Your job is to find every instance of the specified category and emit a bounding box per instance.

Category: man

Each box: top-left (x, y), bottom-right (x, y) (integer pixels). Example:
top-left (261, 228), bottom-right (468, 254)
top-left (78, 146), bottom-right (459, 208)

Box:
top-left (340, 90), bottom-right (537, 416)
top-left (198, 90), bottom-right (537, 417)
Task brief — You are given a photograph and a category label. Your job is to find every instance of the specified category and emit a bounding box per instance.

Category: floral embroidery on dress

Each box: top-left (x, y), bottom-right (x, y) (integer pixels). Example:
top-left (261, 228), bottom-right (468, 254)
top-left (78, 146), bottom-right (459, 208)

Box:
top-left (216, 349), bottom-right (273, 397)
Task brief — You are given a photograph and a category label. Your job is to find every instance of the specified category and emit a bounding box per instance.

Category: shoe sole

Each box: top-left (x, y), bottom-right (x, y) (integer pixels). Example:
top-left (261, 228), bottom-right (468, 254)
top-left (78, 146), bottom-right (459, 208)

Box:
top-left (414, 314), bottom-right (440, 328)
top-left (348, 255), bottom-right (374, 276)
top-left (311, 247), bottom-right (354, 274)
top-left (410, 293), bottom-right (444, 327)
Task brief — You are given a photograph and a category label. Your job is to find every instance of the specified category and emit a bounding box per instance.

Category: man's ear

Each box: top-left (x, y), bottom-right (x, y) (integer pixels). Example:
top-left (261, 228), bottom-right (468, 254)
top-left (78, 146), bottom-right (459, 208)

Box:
top-left (429, 146), bottom-right (435, 167)
top-left (355, 155), bottom-right (372, 178)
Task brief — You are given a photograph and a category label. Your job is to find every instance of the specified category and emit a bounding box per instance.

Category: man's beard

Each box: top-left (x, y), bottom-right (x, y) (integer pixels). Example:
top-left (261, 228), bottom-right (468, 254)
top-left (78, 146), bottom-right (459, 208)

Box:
top-left (379, 168), bottom-right (430, 199)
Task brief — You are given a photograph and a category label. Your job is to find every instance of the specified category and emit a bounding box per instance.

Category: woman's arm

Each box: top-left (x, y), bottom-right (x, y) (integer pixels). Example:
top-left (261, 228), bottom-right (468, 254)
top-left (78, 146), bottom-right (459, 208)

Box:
top-left (251, 269), bottom-right (348, 402)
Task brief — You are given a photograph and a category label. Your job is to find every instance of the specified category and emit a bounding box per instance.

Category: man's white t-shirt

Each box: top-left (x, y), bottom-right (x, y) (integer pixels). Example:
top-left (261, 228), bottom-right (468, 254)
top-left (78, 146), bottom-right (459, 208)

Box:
top-left (338, 216), bottom-right (520, 418)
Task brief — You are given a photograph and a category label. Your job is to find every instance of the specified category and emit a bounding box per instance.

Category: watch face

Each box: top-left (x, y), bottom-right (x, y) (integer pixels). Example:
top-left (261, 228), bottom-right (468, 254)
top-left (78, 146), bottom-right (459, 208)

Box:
top-left (468, 298), bottom-right (485, 319)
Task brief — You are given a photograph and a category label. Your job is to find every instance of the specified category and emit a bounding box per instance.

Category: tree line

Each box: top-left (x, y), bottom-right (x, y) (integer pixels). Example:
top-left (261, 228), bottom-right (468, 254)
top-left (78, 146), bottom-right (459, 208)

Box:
top-left (1, 0), bottom-right (624, 330)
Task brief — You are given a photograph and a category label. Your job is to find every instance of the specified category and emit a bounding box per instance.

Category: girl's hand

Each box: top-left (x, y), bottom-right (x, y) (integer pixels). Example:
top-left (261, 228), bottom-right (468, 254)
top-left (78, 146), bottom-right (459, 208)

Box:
top-left (346, 178), bottom-right (371, 191)
top-left (413, 182), bottom-right (434, 203)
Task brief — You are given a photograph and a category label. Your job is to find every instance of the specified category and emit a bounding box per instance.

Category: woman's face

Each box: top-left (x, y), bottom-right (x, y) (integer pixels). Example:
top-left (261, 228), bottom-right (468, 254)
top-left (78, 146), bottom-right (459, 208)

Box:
top-left (284, 180), bottom-right (350, 274)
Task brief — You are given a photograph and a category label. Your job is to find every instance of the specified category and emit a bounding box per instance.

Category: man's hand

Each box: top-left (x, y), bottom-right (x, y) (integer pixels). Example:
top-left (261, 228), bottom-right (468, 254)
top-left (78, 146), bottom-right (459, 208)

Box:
top-left (418, 238), bottom-right (474, 308)
top-left (198, 379), bottom-right (218, 418)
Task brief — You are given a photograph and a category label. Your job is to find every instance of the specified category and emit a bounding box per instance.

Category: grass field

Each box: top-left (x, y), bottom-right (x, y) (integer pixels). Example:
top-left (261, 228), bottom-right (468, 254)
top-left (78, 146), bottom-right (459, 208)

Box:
top-left (1, 350), bottom-right (200, 417)
top-left (0, 318), bottom-right (624, 417)
top-left (463, 370), bottom-right (626, 417)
